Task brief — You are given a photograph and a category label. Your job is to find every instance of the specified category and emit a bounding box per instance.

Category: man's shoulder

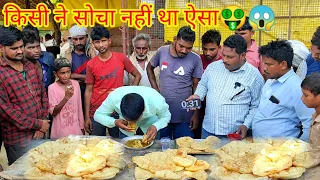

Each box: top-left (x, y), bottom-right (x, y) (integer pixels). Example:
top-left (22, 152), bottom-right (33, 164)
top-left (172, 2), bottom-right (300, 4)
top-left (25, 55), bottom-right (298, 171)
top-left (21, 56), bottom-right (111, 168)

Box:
top-left (86, 55), bottom-right (99, 66)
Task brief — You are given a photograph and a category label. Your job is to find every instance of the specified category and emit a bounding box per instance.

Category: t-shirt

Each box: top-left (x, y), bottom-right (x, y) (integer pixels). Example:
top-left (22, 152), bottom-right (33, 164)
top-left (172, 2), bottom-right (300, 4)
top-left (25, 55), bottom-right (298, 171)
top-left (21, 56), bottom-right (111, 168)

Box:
top-left (71, 51), bottom-right (89, 74)
top-left (306, 53), bottom-right (320, 75)
top-left (200, 53), bottom-right (222, 70)
top-left (150, 45), bottom-right (203, 123)
top-left (48, 80), bottom-right (84, 139)
top-left (86, 52), bottom-right (136, 118)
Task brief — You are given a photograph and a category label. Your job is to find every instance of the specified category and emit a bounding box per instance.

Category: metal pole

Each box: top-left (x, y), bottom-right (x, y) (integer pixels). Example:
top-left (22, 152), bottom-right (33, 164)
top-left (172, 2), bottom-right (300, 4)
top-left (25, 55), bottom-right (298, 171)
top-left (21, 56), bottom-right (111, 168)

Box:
top-left (121, 0), bottom-right (127, 55)
top-left (288, 0), bottom-right (292, 40)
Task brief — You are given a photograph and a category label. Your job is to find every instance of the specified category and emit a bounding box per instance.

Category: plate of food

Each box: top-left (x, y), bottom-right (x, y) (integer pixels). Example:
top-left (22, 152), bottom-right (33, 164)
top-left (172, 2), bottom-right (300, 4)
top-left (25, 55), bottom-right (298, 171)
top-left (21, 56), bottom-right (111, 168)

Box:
top-left (120, 135), bottom-right (154, 150)
top-left (176, 136), bottom-right (221, 154)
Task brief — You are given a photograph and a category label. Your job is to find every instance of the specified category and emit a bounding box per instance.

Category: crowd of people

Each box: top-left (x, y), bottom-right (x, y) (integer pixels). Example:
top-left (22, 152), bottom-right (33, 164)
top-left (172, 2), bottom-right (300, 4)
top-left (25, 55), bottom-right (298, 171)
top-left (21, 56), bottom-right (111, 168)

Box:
top-left (1, 17), bottom-right (320, 168)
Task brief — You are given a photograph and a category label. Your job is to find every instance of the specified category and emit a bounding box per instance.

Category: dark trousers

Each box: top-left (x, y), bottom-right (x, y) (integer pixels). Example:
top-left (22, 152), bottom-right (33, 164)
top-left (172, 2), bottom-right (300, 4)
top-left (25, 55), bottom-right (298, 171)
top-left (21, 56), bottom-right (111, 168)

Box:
top-left (91, 113), bottom-right (120, 138)
top-left (160, 122), bottom-right (194, 139)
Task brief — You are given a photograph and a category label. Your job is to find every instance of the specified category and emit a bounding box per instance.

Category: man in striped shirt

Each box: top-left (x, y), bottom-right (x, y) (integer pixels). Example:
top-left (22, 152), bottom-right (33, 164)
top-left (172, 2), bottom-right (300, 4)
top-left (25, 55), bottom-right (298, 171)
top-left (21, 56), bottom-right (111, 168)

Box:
top-left (187, 34), bottom-right (264, 139)
top-left (0, 26), bottom-right (50, 165)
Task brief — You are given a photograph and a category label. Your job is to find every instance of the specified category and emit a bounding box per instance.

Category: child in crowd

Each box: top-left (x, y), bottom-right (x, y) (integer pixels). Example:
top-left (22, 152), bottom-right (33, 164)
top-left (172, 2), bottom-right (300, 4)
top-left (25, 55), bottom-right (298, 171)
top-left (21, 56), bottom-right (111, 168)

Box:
top-left (300, 72), bottom-right (320, 173)
top-left (48, 58), bottom-right (84, 139)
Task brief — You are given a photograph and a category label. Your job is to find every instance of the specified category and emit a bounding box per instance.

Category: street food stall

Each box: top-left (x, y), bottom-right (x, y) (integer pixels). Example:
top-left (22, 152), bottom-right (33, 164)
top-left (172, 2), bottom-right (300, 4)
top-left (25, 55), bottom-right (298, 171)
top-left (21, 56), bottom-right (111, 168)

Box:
top-left (0, 135), bottom-right (317, 180)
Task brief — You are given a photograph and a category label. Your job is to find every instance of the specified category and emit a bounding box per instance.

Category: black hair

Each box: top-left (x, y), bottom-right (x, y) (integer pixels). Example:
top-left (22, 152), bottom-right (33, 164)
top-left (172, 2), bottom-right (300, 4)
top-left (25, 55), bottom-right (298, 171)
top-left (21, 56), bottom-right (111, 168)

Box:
top-left (0, 26), bottom-right (22, 46)
top-left (223, 34), bottom-right (247, 55)
top-left (22, 27), bottom-right (40, 45)
top-left (120, 93), bottom-right (145, 121)
top-left (201, 29), bottom-right (221, 46)
top-left (53, 58), bottom-right (72, 72)
top-left (90, 26), bottom-right (110, 41)
top-left (24, 24), bottom-right (40, 34)
top-left (259, 39), bottom-right (293, 68)
top-left (301, 72), bottom-right (320, 96)
top-left (45, 34), bottom-right (52, 40)
top-left (176, 26), bottom-right (195, 43)
top-left (237, 17), bottom-right (252, 31)
top-left (311, 26), bottom-right (320, 48)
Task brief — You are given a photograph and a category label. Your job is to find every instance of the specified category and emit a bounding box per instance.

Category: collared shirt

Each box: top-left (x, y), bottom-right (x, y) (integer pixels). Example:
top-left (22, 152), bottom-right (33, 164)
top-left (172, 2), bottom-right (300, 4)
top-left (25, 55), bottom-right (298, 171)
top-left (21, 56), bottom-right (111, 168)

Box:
top-left (39, 51), bottom-right (55, 90)
top-left (246, 40), bottom-right (264, 74)
top-left (125, 51), bottom-right (160, 87)
top-left (306, 53), bottom-right (320, 75)
top-left (252, 69), bottom-right (314, 141)
top-left (0, 58), bottom-right (48, 147)
top-left (94, 86), bottom-right (171, 136)
top-left (195, 60), bottom-right (264, 135)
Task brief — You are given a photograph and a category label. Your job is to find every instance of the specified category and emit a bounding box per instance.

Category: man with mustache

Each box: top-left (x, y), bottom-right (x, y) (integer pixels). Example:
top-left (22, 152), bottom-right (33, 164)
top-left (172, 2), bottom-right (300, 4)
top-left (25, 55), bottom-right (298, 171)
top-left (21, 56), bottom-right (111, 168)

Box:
top-left (147, 26), bottom-right (203, 139)
top-left (0, 26), bottom-right (50, 165)
top-left (22, 25), bottom-right (55, 91)
top-left (187, 34), bottom-right (264, 139)
top-left (84, 26), bottom-right (141, 137)
top-left (64, 25), bottom-right (97, 111)
top-left (125, 33), bottom-right (160, 87)
top-left (252, 40), bottom-right (314, 141)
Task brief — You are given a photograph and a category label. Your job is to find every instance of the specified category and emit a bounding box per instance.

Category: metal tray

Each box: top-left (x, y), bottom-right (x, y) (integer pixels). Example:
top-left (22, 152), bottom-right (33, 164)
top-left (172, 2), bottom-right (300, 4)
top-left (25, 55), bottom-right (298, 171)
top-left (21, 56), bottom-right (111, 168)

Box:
top-left (120, 135), bottom-right (154, 150)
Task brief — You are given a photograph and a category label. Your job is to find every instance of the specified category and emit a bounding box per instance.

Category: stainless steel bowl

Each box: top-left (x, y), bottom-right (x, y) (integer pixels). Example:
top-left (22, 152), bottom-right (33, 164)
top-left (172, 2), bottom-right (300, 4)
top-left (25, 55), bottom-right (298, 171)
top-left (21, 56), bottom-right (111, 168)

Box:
top-left (120, 135), bottom-right (154, 150)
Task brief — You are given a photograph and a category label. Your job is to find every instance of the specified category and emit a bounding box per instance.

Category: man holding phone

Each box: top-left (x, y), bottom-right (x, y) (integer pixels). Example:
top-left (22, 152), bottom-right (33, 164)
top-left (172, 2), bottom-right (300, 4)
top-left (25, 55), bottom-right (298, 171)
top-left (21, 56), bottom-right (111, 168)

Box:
top-left (252, 40), bottom-right (314, 141)
top-left (187, 35), bottom-right (264, 139)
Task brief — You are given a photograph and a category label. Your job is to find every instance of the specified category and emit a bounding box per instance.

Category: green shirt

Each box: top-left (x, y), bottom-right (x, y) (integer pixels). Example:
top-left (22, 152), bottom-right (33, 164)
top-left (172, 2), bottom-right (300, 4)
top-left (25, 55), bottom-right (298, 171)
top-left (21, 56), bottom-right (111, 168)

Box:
top-left (94, 86), bottom-right (171, 136)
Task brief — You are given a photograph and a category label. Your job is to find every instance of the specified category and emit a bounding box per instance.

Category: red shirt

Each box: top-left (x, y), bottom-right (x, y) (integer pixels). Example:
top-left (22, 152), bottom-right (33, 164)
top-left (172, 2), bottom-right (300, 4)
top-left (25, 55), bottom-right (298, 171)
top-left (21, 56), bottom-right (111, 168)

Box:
top-left (0, 58), bottom-right (48, 147)
top-left (86, 52), bottom-right (136, 117)
top-left (200, 52), bottom-right (222, 70)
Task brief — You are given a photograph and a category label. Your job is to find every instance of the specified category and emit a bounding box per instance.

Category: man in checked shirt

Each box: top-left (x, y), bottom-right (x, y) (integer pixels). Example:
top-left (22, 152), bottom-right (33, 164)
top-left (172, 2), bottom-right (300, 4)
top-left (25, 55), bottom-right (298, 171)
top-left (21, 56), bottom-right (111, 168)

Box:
top-left (0, 26), bottom-right (50, 165)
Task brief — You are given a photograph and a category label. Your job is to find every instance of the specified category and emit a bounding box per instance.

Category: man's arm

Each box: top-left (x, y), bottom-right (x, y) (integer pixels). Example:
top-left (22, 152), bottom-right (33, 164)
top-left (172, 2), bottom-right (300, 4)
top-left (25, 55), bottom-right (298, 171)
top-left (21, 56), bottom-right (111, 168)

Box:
top-left (0, 81), bottom-right (43, 130)
top-left (190, 77), bottom-right (201, 130)
top-left (147, 62), bottom-right (159, 91)
top-left (93, 95), bottom-right (118, 128)
top-left (243, 75), bottom-right (264, 129)
top-left (40, 79), bottom-right (49, 119)
top-left (151, 98), bottom-right (171, 131)
top-left (194, 69), bottom-right (209, 100)
top-left (71, 73), bottom-right (86, 82)
top-left (130, 68), bottom-right (141, 86)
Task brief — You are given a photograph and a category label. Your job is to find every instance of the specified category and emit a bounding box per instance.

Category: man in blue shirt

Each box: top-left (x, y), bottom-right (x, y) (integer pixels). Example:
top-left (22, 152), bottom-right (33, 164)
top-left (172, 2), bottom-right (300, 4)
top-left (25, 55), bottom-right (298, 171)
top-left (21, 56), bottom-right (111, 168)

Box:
top-left (252, 40), bottom-right (314, 141)
top-left (306, 26), bottom-right (320, 75)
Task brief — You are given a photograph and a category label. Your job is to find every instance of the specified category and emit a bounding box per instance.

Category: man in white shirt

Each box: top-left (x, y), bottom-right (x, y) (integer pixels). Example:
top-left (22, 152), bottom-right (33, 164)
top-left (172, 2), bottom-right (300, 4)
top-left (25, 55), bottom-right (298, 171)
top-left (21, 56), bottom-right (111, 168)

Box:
top-left (124, 33), bottom-right (160, 87)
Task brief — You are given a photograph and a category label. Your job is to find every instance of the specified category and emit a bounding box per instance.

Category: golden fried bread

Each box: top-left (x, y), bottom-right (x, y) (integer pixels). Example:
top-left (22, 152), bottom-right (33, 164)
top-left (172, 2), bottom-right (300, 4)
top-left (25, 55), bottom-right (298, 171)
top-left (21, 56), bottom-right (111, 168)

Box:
top-left (269, 166), bottom-right (306, 179)
top-left (154, 170), bottom-right (181, 180)
top-left (134, 167), bottom-right (154, 180)
top-left (82, 167), bottom-right (119, 179)
top-left (185, 160), bottom-right (210, 171)
top-left (222, 153), bottom-right (257, 174)
top-left (176, 137), bottom-right (194, 148)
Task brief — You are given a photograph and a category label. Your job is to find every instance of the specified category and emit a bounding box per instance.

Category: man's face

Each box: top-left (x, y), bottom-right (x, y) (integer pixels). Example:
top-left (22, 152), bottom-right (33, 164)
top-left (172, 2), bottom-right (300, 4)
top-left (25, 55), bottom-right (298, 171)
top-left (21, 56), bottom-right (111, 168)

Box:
top-left (202, 42), bottom-right (220, 61)
top-left (262, 55), bottom-right (286, 79)
top-left (93, 37), bottom-right (111, 53)
top-left (235, 29), bottom-right (254, 45)
top-left (311, 44), bottom-right (320, 62)
top-left (24, 42), bottom-right (41, 60)
top-left (301, 88), bottom-right (320, 108)
top-left (54, 67), bottom-right (71, 84)
top-left (134, 39), bottom-right (149, 60)
top-left (0, 40), bottom-right (24, 62)
top-left (173, 38), bottom-right (194, 58)
top-left (71, 35), bottom-right (87, 51)
top-left (222, 46), bottom-right (245, 71)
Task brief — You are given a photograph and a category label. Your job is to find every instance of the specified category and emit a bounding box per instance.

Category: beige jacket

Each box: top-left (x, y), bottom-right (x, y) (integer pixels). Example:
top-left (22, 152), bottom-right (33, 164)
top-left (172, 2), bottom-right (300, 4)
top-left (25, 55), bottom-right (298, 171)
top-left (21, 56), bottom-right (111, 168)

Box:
top-left (126, 51), bottom-right (160, 87)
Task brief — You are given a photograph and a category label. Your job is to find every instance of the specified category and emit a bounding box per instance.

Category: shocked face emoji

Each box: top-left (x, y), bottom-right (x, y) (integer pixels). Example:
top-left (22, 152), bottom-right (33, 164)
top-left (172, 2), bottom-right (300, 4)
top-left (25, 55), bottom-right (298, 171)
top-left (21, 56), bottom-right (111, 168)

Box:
top-left (220, 5), bottom-right (246, 30)
top-left (249, 5), bottom-right (275, 31)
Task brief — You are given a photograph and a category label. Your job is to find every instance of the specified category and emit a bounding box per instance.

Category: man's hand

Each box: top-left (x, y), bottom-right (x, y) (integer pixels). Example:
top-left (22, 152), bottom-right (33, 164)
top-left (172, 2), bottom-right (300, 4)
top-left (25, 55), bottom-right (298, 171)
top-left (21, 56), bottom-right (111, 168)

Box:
top-left (39, 120), bottom-right (50, 133)
top-left (189, 114), bottom-right (199, 131)
top-left (81, 129), bottom-right (85, 135)
top-left (33, 131), bottom-right (44, 140)
top-left (84, 118), bottom-right (92, 133)
top-left (115, 119), bottom-right (134, 132)
top-left (236, 125), bottom-right (248, 139)
top-left (186, 95), bottom-right (201, 111)
top-left (146, 125), bottom-right (157, 142)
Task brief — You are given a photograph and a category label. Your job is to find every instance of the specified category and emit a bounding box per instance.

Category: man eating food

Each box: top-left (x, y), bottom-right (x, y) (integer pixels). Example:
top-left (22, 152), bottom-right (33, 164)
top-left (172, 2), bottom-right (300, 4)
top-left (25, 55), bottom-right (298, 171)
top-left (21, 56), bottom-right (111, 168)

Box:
top-left (94, 86), bottom-right (171, 141)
